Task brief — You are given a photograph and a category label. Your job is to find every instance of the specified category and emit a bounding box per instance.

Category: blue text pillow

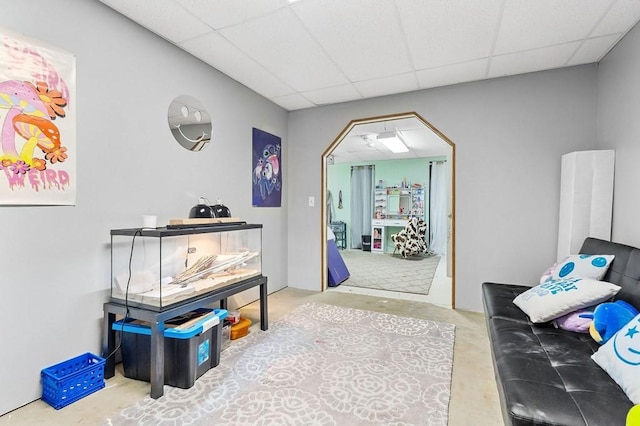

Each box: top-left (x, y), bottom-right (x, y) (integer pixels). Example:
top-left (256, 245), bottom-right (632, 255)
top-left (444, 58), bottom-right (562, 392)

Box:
top-left (592, 313), bottom-right (640, 404)
top-left (513, 277), bottom-right (620, 323)
top-left (550, 254), bottom-right (615, 281)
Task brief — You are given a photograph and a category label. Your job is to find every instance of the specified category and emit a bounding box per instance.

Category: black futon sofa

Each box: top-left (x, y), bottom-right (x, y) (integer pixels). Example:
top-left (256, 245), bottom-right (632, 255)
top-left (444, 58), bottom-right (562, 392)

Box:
top-left (483, 237), bottom-right (640, 426)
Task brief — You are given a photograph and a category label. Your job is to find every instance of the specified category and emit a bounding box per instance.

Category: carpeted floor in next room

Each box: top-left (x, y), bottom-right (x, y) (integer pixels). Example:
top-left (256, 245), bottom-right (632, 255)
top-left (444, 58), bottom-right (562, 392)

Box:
top-left (341, 249), bottom-right (440, 295)
top-left (0, 288), bottom-right (503, 426)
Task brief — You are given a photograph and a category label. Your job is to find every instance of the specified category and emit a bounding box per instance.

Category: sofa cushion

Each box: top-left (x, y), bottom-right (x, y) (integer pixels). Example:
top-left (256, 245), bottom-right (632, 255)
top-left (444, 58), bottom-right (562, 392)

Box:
top-left (512, 278), bottom-right (620, 323)
top-left (579, 238), bottom-right (640, 309)
top-left (540, 260), bottom-right (560, 283)
top-left (592, 313), bottom-right (640, 404)
top-left (552, 308), bottom-right (594, 333)
top-left (550, 254), bottom-right (615, 281)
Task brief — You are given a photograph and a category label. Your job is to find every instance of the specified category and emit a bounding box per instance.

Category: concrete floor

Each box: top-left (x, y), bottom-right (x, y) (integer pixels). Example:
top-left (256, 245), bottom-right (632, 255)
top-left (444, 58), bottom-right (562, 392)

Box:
top-left (0, 288), bottom-right (503, 425)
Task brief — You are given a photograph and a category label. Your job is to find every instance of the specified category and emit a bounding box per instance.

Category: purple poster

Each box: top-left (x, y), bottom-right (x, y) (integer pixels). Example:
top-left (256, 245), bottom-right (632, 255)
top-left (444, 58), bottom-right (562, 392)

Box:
top-left (252, 127), bottom-right (281, 207)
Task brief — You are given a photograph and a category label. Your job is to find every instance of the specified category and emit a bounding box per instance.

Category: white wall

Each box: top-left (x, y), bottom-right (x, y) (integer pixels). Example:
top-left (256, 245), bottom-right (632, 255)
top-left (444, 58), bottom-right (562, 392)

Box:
top-left (288, 65), bottom-right (598, 312)
top-left (0, 1), bottom-right (287, 414)
top-left (597, 22), bottom-right (640, 248)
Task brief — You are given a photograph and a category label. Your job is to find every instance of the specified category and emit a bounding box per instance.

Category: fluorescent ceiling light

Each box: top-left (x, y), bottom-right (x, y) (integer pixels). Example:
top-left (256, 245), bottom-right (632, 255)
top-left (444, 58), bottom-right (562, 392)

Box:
top-left (377, 131), bottom-right (408, 153)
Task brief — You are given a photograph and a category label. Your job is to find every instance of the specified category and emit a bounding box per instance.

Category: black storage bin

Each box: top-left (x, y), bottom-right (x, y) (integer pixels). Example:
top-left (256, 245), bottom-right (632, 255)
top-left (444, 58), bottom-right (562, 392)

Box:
top-left (362, 235), bottom-right (372, 251)
top-left (113, 308), bottom-right (225, 389)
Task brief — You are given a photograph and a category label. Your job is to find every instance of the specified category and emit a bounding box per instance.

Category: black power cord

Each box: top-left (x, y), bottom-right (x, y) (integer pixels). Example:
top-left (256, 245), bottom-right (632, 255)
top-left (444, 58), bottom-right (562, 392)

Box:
top-left (104, 228), bottom-right (142, 362)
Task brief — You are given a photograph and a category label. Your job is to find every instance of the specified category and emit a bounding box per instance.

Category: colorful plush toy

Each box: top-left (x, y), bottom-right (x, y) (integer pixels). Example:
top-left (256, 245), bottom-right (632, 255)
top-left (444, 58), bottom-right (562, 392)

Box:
top-left (627, 405), bottom-right (640, 426)
top-left (583, 300), bottom-right (639, 344)
top-left (553, 307), bottom-right (594, 333)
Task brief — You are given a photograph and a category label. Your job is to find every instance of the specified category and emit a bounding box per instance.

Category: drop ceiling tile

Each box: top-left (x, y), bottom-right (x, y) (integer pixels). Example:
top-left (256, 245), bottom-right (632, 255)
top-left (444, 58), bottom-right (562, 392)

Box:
top-left (342, 136), bottom-right (375, 153)
top-left (98, 0), bottom-right (212, 43)
top-left (592, 0), bottom-right (640, 37)
top-left (406, 129), bottom-right (451, 156)
top-left (368, 151), bottom-right (394, 162)
top-left (99, 0), bottom-right (640, 111)
top-left (488, 42), bottom-right (581, 78)
top-left (302, 84), bottom-right (362, 106)
top-left (568, 34), bottom-right (622, 65)
top-left (330, 154), bottom-right (353, 164)
top-left (397, 0), bottom-right (502, 69)
top-left (180, 32), bottom-right (294, 98)
top-left (270, 93), bottom-right (316, 110)
top-left (416, 59), bottom-right (488, 89)
top-left (219, 8), bottom-right (349, 92)
top-left (495, 0), bottom-right (613, 55)
top-left (178, 0), bottom-right (287, 30)
top-left (354, 73), bottom-right (419, 98)
top-left (291, 0), bottom-right (413, 81)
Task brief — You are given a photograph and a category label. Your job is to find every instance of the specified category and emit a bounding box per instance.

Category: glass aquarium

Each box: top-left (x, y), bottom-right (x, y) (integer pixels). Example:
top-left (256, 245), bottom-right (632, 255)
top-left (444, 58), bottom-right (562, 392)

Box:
top-left (110, 224), bottom-right (262, 310)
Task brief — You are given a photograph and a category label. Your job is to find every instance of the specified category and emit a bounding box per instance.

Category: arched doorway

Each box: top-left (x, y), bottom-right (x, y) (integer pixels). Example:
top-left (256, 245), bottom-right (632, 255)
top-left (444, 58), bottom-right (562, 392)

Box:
top-left (321, 112), bottom-right (456, 308)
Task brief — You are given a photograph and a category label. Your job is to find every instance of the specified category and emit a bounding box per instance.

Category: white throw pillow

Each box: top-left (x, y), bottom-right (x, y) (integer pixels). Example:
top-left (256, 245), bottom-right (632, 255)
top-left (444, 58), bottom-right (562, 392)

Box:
top-left (592, 313), bottom-right (640, 404)
top-left (513, 277), bottom-right (621, 323)
top-left (550, 254), bottom-right (615, 281)
top-left (539, 260), bottom-right (560, 284)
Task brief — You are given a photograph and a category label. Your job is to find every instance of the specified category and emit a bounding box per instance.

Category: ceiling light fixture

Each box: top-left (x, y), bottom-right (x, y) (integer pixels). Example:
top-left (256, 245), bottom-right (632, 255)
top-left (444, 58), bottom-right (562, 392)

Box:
top-left (362, 134), bottom-right (376, 148)
top-left (377, 131), bottom-right (409, 153)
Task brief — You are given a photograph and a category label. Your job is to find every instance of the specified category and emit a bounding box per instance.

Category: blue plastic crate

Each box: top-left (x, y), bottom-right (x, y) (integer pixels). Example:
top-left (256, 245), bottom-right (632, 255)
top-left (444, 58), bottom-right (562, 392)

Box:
top-left (41, 352), bottom-right (106, 409)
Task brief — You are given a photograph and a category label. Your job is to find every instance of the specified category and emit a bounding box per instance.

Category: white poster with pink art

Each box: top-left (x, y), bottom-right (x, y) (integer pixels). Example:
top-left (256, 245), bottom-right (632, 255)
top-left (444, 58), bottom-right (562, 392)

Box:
top-left (0, 27), bottom-right (76, 205)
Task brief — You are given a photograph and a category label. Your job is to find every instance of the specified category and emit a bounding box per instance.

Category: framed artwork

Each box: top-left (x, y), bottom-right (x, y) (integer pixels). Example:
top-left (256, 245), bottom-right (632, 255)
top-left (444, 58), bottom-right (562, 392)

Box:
top-left (0, 26), bottom-right (76, 205)
top-left (252, 127), bottom-right (281, 207)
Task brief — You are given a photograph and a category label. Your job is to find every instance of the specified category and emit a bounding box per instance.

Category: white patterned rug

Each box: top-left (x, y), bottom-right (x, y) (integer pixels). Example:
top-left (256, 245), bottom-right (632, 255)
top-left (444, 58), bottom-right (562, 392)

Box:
top-left (105, 302), bottom-right (455, 426)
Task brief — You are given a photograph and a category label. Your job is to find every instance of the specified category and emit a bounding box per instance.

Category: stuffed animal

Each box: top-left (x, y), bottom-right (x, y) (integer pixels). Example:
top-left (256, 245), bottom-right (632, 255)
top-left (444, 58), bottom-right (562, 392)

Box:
top-left (583, 300), bottom-right (639, 344)
top-left (627, 404), bottom-right (640, 426)
top-left (553, 307), bottom-right (594, 333)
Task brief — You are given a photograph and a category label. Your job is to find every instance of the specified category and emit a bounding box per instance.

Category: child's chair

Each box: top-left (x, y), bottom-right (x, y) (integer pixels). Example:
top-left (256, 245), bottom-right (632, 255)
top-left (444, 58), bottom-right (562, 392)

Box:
top-left (390, 217), bottom-right (430, 258)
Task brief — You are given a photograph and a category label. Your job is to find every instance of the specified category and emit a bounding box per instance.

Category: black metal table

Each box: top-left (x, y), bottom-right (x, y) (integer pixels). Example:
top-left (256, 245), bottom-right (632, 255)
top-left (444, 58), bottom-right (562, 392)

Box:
top-left (102, 274), bottom-right (268, 399)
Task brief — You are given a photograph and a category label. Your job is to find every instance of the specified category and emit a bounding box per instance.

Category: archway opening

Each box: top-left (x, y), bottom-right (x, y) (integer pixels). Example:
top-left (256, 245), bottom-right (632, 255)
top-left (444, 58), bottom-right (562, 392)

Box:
top-left (321, 112), bottom-right (456, 308)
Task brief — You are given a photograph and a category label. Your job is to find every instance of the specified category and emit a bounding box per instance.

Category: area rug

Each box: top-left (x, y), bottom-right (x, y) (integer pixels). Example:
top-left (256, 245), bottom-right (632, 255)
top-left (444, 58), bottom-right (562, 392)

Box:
top-left (341, 249), bottom-right (440, 295)
top-left (105, 302), bottom-right (455, 426)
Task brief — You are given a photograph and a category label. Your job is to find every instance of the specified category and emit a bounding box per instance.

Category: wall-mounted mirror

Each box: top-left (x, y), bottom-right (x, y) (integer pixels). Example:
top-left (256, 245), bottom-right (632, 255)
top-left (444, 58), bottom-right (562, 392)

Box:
top-left (388, 195), bottom-right (400, 214)
top-left (167, 95), bottom-right (212, 152)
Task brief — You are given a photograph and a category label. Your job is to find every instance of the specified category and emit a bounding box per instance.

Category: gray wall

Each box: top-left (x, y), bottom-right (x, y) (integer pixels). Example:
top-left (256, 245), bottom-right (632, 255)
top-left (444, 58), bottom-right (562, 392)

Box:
top-left (288, 65), bottom-right (598, 312)
top-left (598, 23), bottom-right (640, 247)
top-left (3, 0), bottom-right (633, 415)
top-left (0, 0), bottom-right (288, 414)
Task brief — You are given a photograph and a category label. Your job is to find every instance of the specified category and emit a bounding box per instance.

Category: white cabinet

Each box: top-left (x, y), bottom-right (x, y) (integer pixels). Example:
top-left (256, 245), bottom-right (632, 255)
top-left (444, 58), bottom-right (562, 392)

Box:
top-left (372, 220), bottom-right (384, 252)
top-left (374, 189), bottom-right (387, 219)
top-left (372, 219), bottom-right (407, 253)
top-left (411, 188), bottom-right (425, 217)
